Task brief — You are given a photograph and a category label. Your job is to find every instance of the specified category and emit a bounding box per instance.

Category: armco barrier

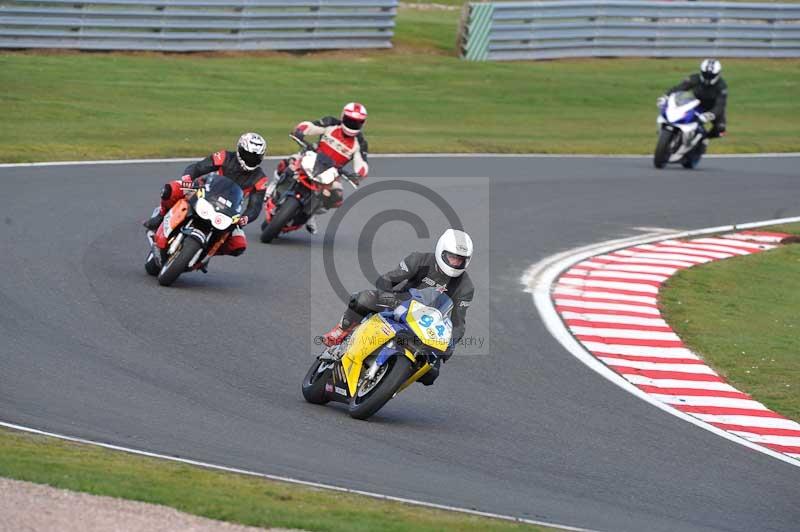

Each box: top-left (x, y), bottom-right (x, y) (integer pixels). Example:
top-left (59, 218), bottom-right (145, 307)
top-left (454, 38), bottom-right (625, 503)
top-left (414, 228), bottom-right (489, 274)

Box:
top-left (460, 1), bottom-right (800, 61)
top-left (0, 0), bottom-right (398, 51)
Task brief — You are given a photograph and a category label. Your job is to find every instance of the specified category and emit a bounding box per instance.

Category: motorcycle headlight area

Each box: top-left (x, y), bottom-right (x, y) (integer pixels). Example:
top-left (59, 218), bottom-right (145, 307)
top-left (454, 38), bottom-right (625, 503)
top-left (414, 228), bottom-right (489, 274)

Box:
top-left (195, 197), bottom-right (233, 230)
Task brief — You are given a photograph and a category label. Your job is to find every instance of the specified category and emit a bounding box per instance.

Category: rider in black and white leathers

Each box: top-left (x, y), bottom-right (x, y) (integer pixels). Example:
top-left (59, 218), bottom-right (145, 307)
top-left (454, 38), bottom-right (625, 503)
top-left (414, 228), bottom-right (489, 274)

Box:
top-left (661, 59), bottom-right (728, 139)
top-left (321, 230), bottom-right (475, 386)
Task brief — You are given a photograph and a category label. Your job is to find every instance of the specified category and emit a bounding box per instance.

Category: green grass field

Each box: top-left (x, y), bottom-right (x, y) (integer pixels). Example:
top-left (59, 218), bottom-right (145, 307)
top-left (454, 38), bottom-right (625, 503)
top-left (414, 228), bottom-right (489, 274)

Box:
top-left (1, 8), bottom-right (798, 161)
top-left (660, 224), bottom-right (800, 421)
top-left (0, 427), bottom-right (556, 532)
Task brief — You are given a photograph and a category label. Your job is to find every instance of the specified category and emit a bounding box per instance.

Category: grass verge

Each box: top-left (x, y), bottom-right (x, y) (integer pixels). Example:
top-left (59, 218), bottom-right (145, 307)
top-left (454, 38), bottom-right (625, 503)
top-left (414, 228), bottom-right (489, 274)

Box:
top-left (0, 427), bottom-right (558, 532)
top-left (660, 223), bottom-right (800, 421)
top-left (1, 8), bottom-right (799, 161)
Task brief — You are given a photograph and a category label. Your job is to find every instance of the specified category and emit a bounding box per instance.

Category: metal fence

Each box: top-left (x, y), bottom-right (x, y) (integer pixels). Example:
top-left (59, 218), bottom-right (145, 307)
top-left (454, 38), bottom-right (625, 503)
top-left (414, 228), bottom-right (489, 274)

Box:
top-left (0, 0), bottom-right (398, 51)
top-left (460, 1), bottom-right (800, 61)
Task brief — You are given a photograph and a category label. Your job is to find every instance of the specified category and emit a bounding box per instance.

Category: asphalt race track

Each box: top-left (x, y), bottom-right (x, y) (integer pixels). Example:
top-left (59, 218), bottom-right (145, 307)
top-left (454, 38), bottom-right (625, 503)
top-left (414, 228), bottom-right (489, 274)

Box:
top-left (1, 155), bottom-right (799, 532)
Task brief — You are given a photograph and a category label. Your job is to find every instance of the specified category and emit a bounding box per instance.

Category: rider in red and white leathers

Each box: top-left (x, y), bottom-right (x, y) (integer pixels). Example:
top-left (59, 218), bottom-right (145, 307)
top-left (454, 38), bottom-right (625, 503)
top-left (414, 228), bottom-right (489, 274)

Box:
top-left (274, 102), bottom-right (369, 233)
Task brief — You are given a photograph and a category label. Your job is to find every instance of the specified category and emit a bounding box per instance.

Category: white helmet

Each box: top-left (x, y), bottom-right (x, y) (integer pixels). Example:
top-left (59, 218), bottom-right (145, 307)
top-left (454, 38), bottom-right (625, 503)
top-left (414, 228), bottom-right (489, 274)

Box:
top-left (236, 132), bottom-right (267, 171)
top-left (700, 58), bottom-right (722, 86)
top-left (435, 229), bottom-right (473, 278)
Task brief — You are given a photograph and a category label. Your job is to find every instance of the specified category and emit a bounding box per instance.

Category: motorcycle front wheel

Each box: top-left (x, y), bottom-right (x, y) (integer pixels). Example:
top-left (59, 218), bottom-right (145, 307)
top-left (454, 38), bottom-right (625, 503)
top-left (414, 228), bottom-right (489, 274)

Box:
top-left (260, 196), bottom-right (301, 243)
top-left (348, 356), bottom-right (412, 420)
top-left (157, 237), bottom-right (202, 286)
top-left (653, 129), bottom-right (675, 169)
top-left (302, 358), bottom-right (332, 405)
top-left (144, 250), bottom-right (160, 277)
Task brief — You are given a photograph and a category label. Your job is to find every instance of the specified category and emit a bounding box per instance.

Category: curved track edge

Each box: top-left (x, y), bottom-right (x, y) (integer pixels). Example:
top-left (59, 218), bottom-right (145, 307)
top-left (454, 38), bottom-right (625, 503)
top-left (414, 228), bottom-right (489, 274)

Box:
top-left (522, 216), bottom-right (800, 469)
top-left (0, 421), bottom-right (599, 532)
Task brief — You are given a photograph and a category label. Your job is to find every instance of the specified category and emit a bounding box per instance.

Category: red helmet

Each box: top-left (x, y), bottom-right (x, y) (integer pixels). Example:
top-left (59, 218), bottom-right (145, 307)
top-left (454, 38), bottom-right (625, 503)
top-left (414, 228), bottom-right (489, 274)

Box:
top-left (341, 102), bottom-right (368, 137)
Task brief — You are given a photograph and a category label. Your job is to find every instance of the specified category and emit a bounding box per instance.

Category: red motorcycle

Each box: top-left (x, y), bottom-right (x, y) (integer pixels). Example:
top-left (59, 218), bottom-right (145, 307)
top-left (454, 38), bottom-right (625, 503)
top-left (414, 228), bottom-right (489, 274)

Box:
top-left (260, 136), bottom-right (356, 243)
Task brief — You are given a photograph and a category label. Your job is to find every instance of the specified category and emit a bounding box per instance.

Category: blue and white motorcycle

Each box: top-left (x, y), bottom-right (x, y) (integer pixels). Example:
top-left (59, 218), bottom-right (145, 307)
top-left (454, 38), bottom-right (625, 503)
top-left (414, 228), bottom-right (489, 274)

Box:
top-left (654, 91), bottom-right (707, 169)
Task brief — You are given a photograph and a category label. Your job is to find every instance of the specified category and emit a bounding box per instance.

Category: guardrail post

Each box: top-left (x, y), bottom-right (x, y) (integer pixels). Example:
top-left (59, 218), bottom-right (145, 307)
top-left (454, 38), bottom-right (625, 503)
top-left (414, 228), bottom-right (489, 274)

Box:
top-left (461, 2), bottom-right (494, 61)
top-left (459, 1), bottom-right (800, 61)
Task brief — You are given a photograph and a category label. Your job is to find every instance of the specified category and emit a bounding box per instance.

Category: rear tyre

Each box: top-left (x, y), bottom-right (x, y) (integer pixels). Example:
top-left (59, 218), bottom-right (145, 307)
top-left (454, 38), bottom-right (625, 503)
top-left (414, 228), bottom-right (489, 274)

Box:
top-left (301, 358), bottom-right (332, 405)
top-left (653, 129), bottom-right (674, 169)
top-left (157, 237), bottom-right (202, 287)
top-left (348, 356), bottom-right (412, 420)
top-left (260, 197), bottom-right (300, 243)
top-left (144, 251), bottom-right (159, 276)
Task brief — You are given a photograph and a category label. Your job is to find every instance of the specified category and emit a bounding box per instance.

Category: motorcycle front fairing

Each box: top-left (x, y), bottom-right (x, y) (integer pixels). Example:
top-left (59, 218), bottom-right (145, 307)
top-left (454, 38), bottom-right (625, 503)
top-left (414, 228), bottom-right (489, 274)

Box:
top-left (657, 92), bottom-right (703, 162)
top-left (178, 174), bottom-right (244, 266)
top-left (335, 288), bottom-right (454, 398)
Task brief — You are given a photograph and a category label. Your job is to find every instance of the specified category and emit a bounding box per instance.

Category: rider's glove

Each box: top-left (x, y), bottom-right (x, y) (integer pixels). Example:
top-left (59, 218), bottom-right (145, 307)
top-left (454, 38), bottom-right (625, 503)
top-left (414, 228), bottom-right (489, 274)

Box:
top-left (237, 215), bottom-right (249, 227)
top-left (344, 171), bottom-right (361, 186)
top-left (699, 112), bottom-right (716, 123)
top-left (377, 291), bottom-right (398, 309)
top-left (180, 174), bottom-right (194, 187)
top-left (292, 130), bottom-right (305, 142)
top-left (442, 346), bottom-right (454, 363)
top-left (656, 95), bottom-right (667, 107)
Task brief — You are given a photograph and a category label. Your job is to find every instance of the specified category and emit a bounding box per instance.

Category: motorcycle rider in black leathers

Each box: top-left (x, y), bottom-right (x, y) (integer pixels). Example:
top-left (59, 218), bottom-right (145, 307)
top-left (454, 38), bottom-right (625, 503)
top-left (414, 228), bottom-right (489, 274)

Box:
top-left (321, 229), bottom-right (475, 386)
top-left (659, 58), bottom-right (728, 140)
top-left (143, 133), bottom-right (268, 258)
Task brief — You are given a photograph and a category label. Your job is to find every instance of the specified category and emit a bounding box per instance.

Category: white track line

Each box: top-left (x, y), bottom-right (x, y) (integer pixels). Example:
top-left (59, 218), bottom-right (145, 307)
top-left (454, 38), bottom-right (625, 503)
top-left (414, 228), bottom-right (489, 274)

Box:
top-left (0, 421), bottom-right (599, 532)
top-left (1, 153), bottom-right (799, 168)
top-left (521, 216), bottom-right (800, 469)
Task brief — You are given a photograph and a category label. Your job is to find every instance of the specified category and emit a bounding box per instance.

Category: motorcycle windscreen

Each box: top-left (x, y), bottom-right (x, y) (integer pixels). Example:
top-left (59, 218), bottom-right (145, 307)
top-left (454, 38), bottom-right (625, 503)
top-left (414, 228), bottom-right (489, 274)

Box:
top-left (673, 91), bottom-right (698, 107)
top-left (201, 174), bottom-right (245, 217)
top-left (408, 287), bottom-right (454, 317)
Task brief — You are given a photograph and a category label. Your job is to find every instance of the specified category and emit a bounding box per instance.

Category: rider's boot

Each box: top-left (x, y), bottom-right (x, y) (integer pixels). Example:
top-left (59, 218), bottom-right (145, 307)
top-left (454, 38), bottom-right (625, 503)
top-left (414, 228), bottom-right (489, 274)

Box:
top-left (321, 323), bottom-right (356, 347)
top-left (305, 215), bottom-right (318, 234)
top-left (142, 207), bottom-right (164, 231)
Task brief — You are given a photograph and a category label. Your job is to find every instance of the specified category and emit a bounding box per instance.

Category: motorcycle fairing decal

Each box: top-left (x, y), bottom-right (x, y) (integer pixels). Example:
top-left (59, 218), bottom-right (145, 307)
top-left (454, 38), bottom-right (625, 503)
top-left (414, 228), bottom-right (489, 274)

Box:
top-left (405, 300), bottom-right (451, 352)
top-left (341, 314), bottom-right (396, 397)
top-left (156, 199), bottom-right (190, 249)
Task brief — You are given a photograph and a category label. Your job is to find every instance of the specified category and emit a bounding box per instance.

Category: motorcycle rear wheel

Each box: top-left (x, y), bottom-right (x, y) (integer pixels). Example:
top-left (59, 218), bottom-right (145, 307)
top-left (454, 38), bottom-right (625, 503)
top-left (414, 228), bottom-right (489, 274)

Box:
top-left (681, 142), bottom-right (705, 169)
top-left (260, 196), bottom-right (301, 243)
top-left (157, 237), bottom-right (202, 286)
top-left (302, 358), bottom-right (332, 405)
top-left (348, 356), bottom-right (412, 420)
top-left (653, 129), bottom-right (675, 169)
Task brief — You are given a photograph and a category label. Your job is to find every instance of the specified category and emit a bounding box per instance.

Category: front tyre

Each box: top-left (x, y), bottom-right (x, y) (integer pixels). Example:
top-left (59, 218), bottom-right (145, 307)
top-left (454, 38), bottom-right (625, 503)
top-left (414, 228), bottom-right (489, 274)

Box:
top-left (260, 196), bottom-right (301, 243)
top-left (144, 250), bottom-right (160, 276)
top-left (348, 356), bottom-right (413, 420)
top-left (653, 129), bottom-right (675, 169)
top-left (157, 237), bottom-right (202, 286)
top-left (302, 358), bottom-right (332, 405)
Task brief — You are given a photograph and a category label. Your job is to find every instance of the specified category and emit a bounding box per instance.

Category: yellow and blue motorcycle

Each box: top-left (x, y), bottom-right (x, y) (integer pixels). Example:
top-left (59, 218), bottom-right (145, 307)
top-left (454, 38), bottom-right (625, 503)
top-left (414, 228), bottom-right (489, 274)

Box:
top-left (302, 287), bottom-right (453, 420)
